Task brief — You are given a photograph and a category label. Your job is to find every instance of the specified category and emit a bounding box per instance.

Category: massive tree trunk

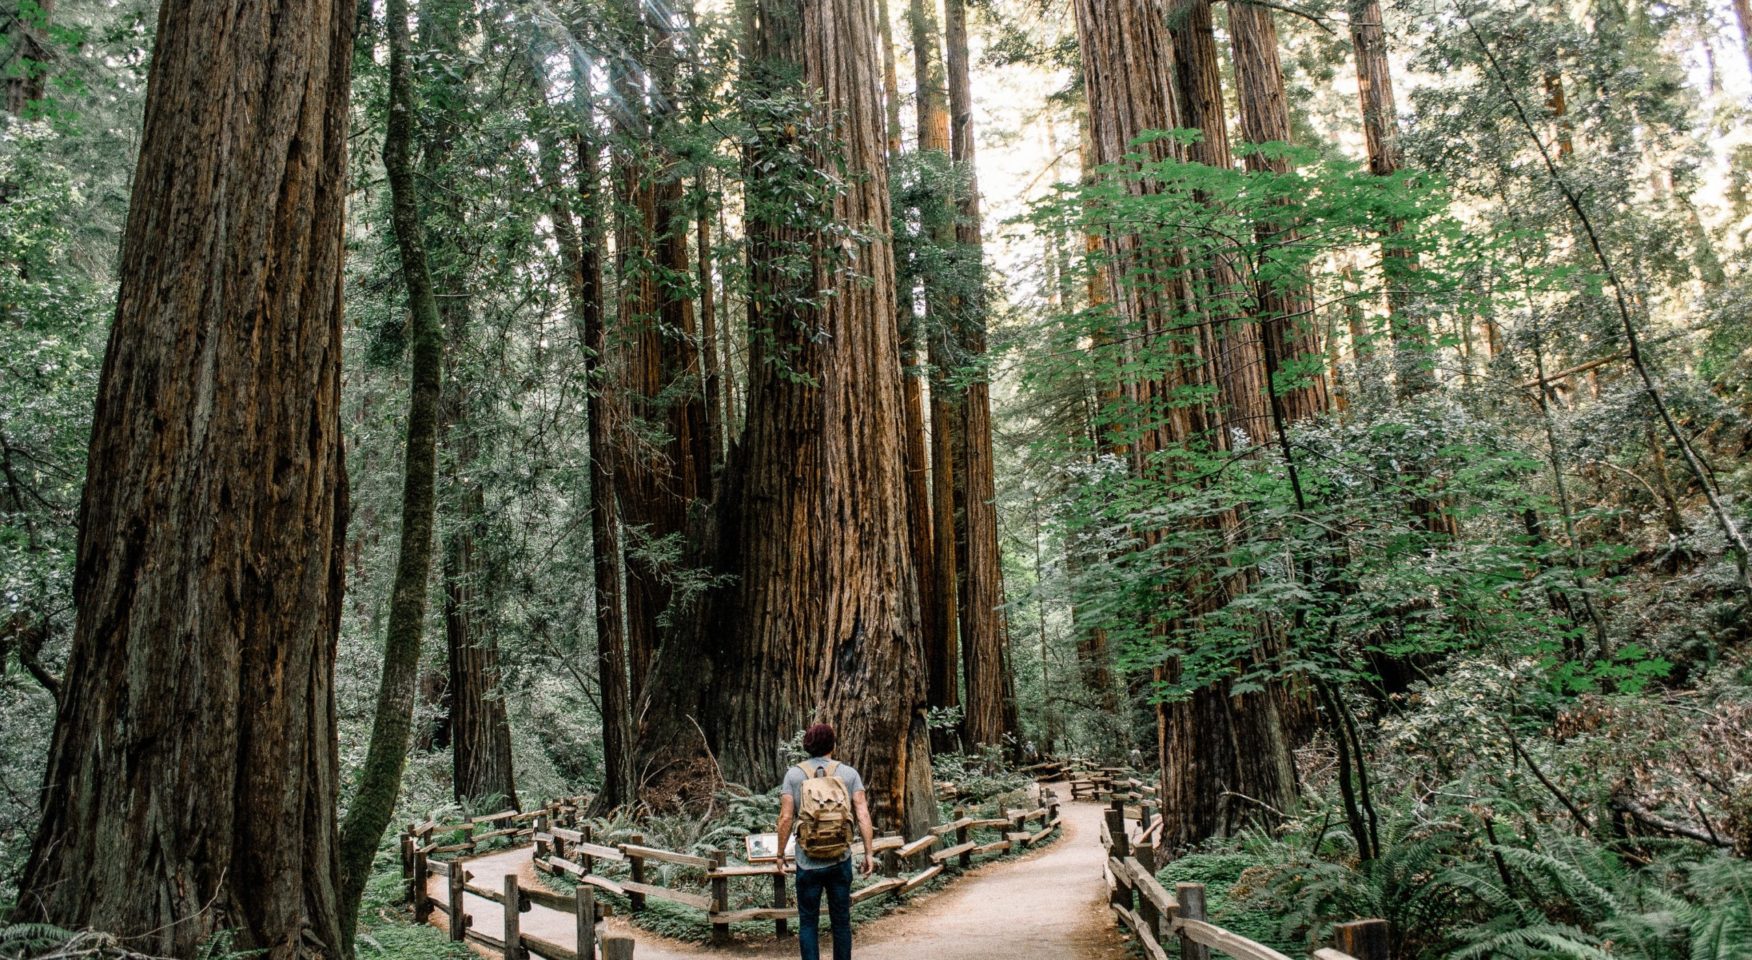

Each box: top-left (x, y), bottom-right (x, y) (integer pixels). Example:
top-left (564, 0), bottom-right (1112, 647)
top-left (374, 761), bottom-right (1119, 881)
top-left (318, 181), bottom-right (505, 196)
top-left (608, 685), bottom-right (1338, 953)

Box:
top-left (547, 126), bottom-right (637, 811)
top-left (15, 0), bottom-right (353, 952)
top-left (1076, 0), bottom-right (1295, 848)
top-left (944, 0), bottom-right (1015, 749)
top-left (909, 0), bottom-right (962, 745)
top-left (1229, 0), bottom-right (1331, 422)
top-left (709, 0), bottom-right (934, 836)
top-left (338, 0), bottom-right (447, 938)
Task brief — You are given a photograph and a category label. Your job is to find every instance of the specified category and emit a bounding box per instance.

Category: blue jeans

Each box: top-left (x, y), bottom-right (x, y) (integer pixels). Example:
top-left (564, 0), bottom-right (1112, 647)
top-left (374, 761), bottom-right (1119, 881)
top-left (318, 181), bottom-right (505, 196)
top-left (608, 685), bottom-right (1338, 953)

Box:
top-left (795, 858), bottom-right (853, 960)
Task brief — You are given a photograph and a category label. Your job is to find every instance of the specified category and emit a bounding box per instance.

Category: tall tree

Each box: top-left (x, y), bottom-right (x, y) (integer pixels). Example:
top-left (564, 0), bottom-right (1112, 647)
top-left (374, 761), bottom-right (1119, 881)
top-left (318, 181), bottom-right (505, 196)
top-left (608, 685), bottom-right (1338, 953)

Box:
top-left (338, 0), bottom-right (447, 937)
top-left (943, 0), bottom-right (1016, 748)
top-left (545, 121), bottom-right (637, 811)
top-left (1229, 0), bottom-right (1331, 421)
top-left (610, 2), bottom-right (713, 702)
top-left (14, 0), bottom-right (354, 953)
top-left (908, 0), bottom-right (963, 743)
top-left (707, 0), bottom-right (935, 835)
top-left (1348, 0), bottom-right (1433, 400)
top-left (1075, 0), bottom-right (1296, 847)
top-left (417, 0), bottom-right (519, 811)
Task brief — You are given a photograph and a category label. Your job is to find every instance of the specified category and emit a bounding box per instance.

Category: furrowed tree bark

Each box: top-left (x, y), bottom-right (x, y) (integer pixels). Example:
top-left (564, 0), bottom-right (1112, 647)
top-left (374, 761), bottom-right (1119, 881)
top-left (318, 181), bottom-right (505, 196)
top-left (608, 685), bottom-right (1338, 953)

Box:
top-left (1229, 0), bottom-right (1331, 421)
top-left (885, 0), bottom-right (940, 757)
top-left (712, 0), bottom-right (934, 836)
top-left (610, 1), bottom-right (713, 704)
top-left (1076, 0), bottom-right (1294, 847)
top-left (944, 0), bottom-right (1015, 749)
top-left (1348, 0), bottom-right (1433, 400)
top-left (15, 0), bottom-right (353, 952)
top-left (338, 0), bottom-right (445, 939)
top-left (909, 0), bottom-right (962, 745)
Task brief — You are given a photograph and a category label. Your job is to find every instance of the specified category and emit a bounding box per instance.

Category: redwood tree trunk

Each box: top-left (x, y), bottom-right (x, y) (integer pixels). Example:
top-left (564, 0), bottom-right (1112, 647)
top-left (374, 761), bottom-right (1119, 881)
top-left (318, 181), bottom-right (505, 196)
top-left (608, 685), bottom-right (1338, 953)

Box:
top-left (909, 0), bottom-right (962, 744)
top-left (2, 0), bottom-right (53, 116)
top-left (1348, 0), bottom-right (1432, 400)
top-left (944, 0), bottom-right (1015, 749)
top-left (1076, 0), bottom-right (1295, 848)
top-left (15, 0), bottom-right (353, 952)
top-left (611, 5), bottom-right (713, 703)
top-left (712, 0), bottom-right (934, 836)
top-left (1229, 0), bottom-right (1331, 422)
top-left (549, 130), bottom-right (638, 811)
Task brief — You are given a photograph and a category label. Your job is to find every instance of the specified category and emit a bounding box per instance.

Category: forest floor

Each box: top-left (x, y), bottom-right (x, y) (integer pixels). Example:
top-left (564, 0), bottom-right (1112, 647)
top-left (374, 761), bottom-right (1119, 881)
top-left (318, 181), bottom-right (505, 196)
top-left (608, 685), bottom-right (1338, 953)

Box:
top-left (424, 785), bottom-right (1130, 960)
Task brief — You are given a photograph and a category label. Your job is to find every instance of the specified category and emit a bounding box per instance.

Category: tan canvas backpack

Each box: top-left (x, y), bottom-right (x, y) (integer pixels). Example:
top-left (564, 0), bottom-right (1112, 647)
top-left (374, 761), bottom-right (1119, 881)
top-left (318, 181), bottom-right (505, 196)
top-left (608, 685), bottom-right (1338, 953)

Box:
top-left (794, 761), bottom-right (854, 860)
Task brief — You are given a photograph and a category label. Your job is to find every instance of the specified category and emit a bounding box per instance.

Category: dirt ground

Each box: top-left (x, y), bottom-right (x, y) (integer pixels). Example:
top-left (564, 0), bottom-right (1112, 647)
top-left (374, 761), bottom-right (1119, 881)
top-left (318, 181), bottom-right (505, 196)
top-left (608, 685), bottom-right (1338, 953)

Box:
top-left (424, 785), bottom-right (1131, 960)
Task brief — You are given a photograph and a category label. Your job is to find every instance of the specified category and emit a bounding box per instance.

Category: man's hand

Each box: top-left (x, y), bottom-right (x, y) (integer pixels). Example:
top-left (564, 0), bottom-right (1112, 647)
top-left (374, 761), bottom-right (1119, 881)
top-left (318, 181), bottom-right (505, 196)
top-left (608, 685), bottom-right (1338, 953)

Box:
top-left (860, 855), bottom-right (876, 878)
top-left (777, 856), bottom-right (792, 875)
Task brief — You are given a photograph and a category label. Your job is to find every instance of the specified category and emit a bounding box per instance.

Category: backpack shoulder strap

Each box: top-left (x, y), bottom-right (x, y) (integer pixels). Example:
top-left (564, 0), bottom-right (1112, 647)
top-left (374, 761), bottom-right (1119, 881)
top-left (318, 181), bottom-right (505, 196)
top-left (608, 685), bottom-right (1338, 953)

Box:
top-left (794, 763), bottom-right (812, 780)
top-left (824, 761), bottom-right (840, 778)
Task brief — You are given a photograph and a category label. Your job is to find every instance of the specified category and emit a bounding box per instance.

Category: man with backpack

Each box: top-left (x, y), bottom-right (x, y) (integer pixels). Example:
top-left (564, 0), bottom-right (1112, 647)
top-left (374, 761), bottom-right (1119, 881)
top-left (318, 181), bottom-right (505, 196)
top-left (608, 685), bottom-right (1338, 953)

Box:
top-left (776, 722), bottom-right (876, 960)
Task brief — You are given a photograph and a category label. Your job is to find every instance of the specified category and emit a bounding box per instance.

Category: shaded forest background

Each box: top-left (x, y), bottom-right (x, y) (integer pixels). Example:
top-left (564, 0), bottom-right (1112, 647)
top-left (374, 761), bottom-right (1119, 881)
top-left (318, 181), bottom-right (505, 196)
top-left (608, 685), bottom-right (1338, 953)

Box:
top-left (4, 0), bottom-right (1752, 955)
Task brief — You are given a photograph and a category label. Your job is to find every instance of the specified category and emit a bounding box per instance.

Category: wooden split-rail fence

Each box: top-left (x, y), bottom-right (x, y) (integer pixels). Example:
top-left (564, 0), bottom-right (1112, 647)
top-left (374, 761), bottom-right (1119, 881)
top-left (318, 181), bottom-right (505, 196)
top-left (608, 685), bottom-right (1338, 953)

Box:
top-left (402, 789), bottom-right (1063, 958)
top-left (1100, 800), bottom-right (1391, 960)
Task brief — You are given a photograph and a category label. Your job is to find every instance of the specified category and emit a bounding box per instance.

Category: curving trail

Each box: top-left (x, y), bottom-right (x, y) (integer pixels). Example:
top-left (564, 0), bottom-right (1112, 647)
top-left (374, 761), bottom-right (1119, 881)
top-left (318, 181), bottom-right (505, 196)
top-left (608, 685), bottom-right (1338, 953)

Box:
top-left (426, 787), bottom-right (1129, 960)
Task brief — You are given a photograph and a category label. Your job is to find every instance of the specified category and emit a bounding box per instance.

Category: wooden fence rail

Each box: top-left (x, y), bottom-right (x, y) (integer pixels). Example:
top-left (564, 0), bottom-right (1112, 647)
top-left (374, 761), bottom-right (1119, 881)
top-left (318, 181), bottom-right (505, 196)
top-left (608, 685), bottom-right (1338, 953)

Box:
top-left (1100, 800), bottom-right (1389, 960)
top-left (406, 787), bottom-right (1064, 956)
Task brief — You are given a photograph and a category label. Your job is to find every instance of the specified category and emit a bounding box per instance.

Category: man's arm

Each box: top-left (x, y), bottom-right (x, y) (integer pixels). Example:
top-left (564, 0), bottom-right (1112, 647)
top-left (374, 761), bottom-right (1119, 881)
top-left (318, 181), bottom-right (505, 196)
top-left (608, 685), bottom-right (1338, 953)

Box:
top-left (853, 789), bottom-right (876, 877)
top-left (776, 793), bottom-right (795, 872)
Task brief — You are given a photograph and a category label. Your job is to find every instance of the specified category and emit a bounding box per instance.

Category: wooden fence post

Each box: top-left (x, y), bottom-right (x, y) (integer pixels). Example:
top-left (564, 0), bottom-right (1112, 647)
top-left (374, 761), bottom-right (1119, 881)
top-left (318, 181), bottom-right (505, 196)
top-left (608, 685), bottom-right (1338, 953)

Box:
top-left (1134, 844), bottom-right (1159, 936)
top-left (576, 886), bottom-right (597, 960)
top-left (1336, 919), bottom-right (1390, 960)
top-left (627, 833), bottom-right (647, 912)
top-left (772, 869), bottom-right (791, 936)
top-left (710, 850), bottom-right (730, 946)
top-left (881, 847), bottom-right (899, 879)
top-left (1104, 808), bottom-right (1131, 915)
top-left (1140, 803), bottom-right (1155, 836)
top-left (579, 824), bottom-right (594, 874)
top-left (446, 861), bottom-right (466, 941)
top-left (534, 814), bottom-right (550, 861)
top-left (601, 935), bottom-right (635, 960)
top-left (502, 874), bottom-right (524, 960)
top-left (1176, 882), bottom-right (1209, 960)
top-left (955, 806), bottom-right (972, 869)
top-left (401, 829), bottom-right (414, 880)
top-left (411, 848), bottom-right (430, 922)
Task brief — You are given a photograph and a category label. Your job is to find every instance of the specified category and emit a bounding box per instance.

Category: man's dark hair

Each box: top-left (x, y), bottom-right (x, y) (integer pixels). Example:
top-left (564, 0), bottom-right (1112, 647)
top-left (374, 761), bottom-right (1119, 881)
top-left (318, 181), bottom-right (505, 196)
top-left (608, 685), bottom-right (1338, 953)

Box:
top-left (802, 723), bottom-right (835, 758)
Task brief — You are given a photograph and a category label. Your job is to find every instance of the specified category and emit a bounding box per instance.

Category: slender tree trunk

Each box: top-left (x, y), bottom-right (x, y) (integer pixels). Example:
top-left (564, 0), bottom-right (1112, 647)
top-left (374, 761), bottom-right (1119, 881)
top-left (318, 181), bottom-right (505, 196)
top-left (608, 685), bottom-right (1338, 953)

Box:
top-left (548, 129), bottom-right (638, 811)
top-left (337, 0), bottom-right (445, 938)
top-left (886, 0), bottom-right (941, 754)
top-left (17, 0), bottom-right (353, 952)
top-left (944, 0), bottom-right (1015, 749)
top-left (418, 0), bottom-right (518, 813)
top-left (910, 0), bottom-right (963, 745)
top-left (1229, 0), bottom-right (1330, 421)
top-left (1348, 0), bottom-right (1434, 400)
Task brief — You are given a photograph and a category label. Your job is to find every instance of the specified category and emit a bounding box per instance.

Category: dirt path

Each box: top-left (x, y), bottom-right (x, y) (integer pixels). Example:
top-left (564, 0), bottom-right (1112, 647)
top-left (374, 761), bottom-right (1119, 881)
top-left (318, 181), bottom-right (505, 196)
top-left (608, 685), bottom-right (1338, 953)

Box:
top-left (426, 788), bottom-right (1129, 960)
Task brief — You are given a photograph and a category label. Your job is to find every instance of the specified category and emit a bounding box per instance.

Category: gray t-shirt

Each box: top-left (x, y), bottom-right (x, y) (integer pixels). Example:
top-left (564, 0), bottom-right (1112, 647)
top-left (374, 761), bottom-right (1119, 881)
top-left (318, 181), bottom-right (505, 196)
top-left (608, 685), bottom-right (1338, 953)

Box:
top-left (783, 757), bottom-right (865, 870)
